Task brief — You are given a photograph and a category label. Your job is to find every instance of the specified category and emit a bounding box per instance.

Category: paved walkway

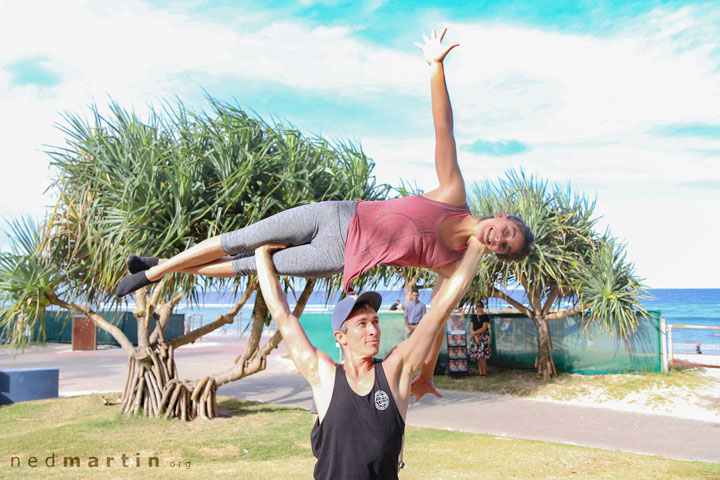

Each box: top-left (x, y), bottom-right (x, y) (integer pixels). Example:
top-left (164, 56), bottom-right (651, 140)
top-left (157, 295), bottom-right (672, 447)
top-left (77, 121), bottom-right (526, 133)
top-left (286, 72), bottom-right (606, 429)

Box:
top-left (2, 336), bottom-right (719, 464)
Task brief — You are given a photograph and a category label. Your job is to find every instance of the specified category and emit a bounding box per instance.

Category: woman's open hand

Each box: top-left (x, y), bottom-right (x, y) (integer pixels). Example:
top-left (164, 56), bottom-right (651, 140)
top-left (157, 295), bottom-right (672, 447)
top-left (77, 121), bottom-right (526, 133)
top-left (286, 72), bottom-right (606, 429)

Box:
top-left (414, 27), bottom-right (459, 65)
top-left (410, 374), bottom-right (444, 403)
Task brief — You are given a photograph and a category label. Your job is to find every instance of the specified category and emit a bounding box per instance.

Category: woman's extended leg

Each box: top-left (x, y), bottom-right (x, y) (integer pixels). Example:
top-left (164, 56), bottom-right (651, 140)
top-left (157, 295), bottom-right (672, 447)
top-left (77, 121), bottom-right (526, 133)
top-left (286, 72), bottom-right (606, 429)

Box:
top-left (216, 200), bottom-right (356, 278)
top-left (168, 256), bottom-right (237, 278)
top-left (154, 243), bottom-right (345, 279)
top-left (115, 237), bottom-right (227, 296)
top-left (146, 237), bottom-right (225, 281)
top-left (227, 243), bottom-right (345, 278)
top-left (115, 201), bottom-right (356, 296)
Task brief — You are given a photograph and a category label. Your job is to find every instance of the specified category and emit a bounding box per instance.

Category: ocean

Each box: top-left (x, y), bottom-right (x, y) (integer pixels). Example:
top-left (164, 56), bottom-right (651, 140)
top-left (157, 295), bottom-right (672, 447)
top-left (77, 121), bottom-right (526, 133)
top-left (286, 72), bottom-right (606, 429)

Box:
top-left (175, 288), bottom-right (720, 354)
top-left (640, 289), bottom-right (720, 352)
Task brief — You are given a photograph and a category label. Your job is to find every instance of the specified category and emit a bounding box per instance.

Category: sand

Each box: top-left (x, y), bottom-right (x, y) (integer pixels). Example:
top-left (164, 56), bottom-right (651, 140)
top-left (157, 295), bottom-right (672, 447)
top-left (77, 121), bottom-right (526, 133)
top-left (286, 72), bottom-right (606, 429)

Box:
top-left (524, 367), bottom-right (720, 423)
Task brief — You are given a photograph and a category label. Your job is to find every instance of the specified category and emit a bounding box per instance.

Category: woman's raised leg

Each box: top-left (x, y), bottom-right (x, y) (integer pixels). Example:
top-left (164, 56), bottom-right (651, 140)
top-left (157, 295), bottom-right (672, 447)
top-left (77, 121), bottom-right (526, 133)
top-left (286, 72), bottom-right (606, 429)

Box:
top-left (168, 256), bottom-right (237, 278)
top-left (115, 237), bottom-right (226, 297)
top-left (145, 237), bottom-right (225, 281)
top-left (115, 201), bottom-right (354, 297)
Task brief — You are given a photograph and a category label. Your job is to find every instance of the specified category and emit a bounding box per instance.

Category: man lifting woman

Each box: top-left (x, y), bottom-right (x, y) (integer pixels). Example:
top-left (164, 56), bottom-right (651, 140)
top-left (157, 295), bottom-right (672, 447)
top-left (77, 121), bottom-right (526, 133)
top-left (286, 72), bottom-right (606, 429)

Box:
top-left (116, 28), bottom-right (534, 405)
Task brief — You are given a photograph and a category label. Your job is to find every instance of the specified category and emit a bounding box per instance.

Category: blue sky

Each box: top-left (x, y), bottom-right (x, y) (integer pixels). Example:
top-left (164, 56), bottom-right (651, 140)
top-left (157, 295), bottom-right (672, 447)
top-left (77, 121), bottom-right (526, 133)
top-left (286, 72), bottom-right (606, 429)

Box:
top-left (1, 0), bottom-right (719, 287)
top-left (5, 55), bottom-right (63, 88)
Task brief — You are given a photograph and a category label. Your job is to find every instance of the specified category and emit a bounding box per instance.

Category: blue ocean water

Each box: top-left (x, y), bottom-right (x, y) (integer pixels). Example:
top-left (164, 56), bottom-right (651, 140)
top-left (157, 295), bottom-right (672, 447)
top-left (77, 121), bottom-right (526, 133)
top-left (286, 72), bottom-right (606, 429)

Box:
top-left (639, 289), bottom-right (720, 325)
top-left (640, 289), bottom-right (720, 350)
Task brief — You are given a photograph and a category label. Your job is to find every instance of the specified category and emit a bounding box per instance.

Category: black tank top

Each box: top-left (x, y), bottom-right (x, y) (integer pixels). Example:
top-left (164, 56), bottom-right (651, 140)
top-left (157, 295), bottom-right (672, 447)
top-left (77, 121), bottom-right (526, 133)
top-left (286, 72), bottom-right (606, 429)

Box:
top-left (310, 359), bottom-right (405, 480)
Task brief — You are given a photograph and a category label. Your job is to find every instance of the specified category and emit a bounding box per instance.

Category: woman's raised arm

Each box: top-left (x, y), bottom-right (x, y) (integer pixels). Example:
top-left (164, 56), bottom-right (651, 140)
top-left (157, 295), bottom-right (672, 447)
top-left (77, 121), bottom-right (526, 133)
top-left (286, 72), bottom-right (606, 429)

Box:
top-left (415, 28), bottom-right (465, 205)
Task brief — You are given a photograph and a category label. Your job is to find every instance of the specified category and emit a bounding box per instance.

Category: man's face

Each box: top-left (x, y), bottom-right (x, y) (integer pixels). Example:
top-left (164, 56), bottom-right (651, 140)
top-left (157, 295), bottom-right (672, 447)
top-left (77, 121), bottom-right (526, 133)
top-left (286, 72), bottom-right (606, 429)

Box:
top-left (339, 305), bottom-right (381, 356)
top-left (411, 292), bottom-right (419, 302)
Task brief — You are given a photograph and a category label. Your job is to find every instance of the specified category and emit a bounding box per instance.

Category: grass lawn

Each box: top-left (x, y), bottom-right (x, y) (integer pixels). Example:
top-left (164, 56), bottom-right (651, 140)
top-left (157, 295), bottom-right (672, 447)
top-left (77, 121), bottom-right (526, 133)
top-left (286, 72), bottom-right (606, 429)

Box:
top-left (1, 394), bottom-right (719, 479)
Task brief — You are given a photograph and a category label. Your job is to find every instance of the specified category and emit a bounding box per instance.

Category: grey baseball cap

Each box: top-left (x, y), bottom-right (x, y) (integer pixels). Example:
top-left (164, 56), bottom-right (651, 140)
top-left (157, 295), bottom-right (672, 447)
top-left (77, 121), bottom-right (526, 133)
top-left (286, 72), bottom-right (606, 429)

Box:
top-left (331, 291), bottom-right (383, 331)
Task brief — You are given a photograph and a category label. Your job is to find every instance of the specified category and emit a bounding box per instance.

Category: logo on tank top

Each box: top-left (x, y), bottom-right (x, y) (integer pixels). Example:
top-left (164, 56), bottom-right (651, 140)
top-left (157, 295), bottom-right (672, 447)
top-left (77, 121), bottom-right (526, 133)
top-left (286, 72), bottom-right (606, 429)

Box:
top-left (374, 390), bottom-right (390, 410)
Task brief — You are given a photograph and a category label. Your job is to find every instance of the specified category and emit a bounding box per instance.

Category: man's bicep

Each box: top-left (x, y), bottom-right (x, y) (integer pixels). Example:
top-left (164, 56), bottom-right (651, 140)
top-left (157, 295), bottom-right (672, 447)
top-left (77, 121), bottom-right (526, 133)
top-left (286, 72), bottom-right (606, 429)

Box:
top-left (275, 313), bottom-right (322, 374)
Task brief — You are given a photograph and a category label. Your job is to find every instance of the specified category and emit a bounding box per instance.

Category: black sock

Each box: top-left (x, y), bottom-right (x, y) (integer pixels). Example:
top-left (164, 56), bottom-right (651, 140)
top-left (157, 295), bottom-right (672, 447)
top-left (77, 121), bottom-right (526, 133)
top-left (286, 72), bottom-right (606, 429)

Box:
top-left (115, 271), bottom-right (159, 298)
top-left (126, 255), bottom-right (159, 274)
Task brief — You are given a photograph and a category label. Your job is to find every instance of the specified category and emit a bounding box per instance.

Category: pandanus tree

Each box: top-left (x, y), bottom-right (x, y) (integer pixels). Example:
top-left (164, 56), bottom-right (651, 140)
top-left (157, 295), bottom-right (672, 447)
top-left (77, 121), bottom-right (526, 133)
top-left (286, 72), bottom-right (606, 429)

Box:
top-left (0, 97), bottom-right (389, 419)
top-left (465, 171), bottom-right (648, 380)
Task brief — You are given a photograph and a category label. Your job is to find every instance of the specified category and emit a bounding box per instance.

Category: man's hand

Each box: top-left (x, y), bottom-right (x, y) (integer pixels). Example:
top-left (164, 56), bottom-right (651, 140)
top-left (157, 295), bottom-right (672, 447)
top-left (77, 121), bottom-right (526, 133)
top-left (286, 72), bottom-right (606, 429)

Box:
top-left (410, 374), bottom-right (444, 403)
top-left (414, 27), bottom-right (458, 65)
top-left (253, 242), bottom-right (291, 320)
top-left (255, 243), bottom-right (288, 256)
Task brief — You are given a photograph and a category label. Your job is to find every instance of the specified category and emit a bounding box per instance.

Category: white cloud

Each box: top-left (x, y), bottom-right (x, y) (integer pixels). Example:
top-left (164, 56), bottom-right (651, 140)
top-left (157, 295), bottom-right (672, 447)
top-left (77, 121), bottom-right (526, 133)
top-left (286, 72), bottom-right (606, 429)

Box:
top-left (446, 14), bottom-right (719, 143)
top-left (594, 196), bottom-right (720, 288)
top-left (0, 1), bottom-right (718, 287)
top-left (0, 0), bottom-right (421, 231)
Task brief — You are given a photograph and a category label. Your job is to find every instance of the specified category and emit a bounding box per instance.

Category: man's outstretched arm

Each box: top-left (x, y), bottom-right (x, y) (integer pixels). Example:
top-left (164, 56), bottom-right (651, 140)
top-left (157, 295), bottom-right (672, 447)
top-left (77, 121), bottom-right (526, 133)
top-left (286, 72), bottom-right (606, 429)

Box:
top-left (254, 245), bottom-right (323, 384)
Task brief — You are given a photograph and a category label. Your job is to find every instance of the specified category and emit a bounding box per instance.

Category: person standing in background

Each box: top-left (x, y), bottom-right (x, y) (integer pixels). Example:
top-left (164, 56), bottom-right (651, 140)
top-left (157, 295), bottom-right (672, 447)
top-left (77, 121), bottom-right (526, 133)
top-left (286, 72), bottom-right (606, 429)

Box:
top-left (404, 290), bottom-right (426, 339)
top-left (469, 301), bottom-right (491, 376)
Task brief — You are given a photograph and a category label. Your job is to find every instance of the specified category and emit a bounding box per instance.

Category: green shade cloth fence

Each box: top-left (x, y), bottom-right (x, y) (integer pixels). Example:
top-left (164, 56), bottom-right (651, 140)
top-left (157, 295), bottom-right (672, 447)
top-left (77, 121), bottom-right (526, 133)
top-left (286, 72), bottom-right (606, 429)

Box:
top-left (1, 310), bottom-right (185, 347)
top-left (486, 311), bottom-right (662, 374)
top-left (366, 310), bottom-right (661, 374)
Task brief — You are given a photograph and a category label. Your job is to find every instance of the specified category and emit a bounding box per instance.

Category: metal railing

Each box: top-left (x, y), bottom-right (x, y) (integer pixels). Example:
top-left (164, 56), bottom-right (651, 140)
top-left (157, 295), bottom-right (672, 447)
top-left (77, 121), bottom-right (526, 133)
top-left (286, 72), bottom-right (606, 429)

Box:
top-left (667, 324), bottom-right (720, 368)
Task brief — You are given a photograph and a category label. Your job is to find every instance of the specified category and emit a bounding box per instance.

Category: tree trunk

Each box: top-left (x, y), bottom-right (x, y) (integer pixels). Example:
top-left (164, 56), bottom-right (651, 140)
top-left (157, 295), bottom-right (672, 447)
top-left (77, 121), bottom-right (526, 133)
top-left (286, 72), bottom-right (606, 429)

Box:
top-left (60, 279), bottom-right (319, 421)
top-left (215, 279), bottom-right (316, 388)
top-left (55, 285), bottom-right (254, 421)
top-left (121, 343), bottom-right (182, 418)
top-left (533, 315), bottom-right (557, 381)
top-left (118, 341), bottom-right (223, 421)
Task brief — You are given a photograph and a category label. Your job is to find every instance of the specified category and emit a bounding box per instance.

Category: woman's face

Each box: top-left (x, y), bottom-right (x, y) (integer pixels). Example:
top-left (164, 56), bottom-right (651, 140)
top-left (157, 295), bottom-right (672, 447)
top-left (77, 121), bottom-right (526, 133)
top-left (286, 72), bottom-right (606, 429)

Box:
top-left (475, 214), bottom-right (525, 255)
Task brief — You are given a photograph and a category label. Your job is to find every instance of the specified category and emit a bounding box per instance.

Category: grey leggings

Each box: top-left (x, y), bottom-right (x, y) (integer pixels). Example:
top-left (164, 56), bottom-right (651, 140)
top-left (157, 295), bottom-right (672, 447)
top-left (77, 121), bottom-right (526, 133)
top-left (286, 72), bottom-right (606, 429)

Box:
top-left (220, 201), bottom-right (358, 278)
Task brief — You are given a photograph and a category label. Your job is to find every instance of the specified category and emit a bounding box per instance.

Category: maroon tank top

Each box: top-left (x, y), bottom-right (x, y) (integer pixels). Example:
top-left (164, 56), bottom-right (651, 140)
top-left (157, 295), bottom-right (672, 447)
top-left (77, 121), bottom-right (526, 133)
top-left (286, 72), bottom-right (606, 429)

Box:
top-left (343, 195), bottom-right (470, 293)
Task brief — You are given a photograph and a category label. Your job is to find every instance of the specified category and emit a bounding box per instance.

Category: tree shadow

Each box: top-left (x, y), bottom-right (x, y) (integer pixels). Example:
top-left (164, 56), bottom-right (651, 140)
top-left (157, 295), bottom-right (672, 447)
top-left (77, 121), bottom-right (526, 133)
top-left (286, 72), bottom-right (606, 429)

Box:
top-left (215, 398), bottom-right (306, 418)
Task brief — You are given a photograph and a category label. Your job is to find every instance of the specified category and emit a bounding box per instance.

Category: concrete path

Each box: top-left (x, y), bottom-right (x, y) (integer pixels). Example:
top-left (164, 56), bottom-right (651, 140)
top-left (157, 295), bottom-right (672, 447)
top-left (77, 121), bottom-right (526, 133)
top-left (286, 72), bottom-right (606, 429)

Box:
top-left (2, 335), bottom-right (719, 464)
